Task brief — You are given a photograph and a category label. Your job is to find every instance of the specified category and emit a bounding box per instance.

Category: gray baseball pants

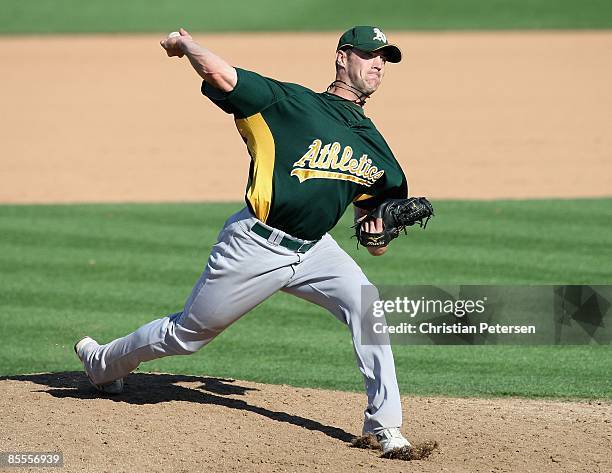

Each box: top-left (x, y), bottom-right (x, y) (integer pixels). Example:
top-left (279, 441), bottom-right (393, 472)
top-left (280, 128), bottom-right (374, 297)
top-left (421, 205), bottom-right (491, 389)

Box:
top-left (81, 207), bottom-right (403, 433)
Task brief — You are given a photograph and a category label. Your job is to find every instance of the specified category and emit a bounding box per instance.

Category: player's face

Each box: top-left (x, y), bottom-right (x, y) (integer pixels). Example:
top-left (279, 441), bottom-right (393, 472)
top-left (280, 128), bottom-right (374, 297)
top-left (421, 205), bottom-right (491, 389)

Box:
top-left (345, 48), bottom-right (387, 95)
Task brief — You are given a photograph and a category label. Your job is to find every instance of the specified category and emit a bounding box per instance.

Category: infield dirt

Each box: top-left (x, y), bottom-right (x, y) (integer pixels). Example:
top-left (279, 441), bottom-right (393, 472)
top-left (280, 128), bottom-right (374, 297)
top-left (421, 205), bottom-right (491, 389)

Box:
top-left (1, 32), bottom-right (611, 203)
top-left (1, 372), bottom-right (610, 473)
top-left (0, 32), bottom-right (611, 472)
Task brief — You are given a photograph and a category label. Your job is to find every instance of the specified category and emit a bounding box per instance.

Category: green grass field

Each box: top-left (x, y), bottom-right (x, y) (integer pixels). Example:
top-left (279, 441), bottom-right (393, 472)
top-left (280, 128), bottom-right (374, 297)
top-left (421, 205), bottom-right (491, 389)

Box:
top-left (0, 200), bottom-right (610, 399)
top-left (2, 0), bottom-right (612, 34)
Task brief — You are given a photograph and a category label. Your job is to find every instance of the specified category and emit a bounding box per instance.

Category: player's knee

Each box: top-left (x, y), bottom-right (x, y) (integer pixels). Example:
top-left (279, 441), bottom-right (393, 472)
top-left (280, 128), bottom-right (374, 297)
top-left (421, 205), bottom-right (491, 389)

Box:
top-left (165, 330), bottom-right (215, 355)
top-left (340, 282), bottom-right (380, 320)
top-left (174, 341), bottom-right (205, 355)
top-left (166, 313), bottom-right (221, 354)
top-left (177, 306), bottom-right (235, 334)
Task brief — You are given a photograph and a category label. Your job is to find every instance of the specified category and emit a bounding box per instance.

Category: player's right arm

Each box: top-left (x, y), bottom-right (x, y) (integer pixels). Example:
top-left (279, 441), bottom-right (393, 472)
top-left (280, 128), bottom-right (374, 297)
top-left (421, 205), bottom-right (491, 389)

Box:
top-left (160, 28), bottom-right (237, 92)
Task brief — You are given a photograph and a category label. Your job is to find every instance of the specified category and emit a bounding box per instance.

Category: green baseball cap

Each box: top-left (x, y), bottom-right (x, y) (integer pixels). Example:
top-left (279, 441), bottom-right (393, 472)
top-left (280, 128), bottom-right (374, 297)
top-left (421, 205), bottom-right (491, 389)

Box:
top-left (337, 26), bottom-right (402, 63)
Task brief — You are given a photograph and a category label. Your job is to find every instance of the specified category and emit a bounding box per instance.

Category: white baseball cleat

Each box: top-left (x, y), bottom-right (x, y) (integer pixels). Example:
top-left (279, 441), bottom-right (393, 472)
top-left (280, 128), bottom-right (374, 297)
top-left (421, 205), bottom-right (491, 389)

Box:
top-left (74, 336), bottom-right (124, 395)
top-left (375, 427), bottom-right (411, 453)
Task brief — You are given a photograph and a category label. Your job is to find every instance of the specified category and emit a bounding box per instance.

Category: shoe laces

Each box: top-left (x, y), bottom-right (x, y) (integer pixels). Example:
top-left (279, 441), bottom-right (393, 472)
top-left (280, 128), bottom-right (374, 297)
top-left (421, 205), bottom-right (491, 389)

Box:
top-left (377, 427), bottom-right (403, 440)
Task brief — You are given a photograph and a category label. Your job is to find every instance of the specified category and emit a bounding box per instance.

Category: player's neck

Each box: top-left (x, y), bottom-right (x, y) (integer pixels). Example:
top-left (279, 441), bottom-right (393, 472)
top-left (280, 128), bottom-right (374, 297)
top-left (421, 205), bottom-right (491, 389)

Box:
top-left (327, 80), bottom-right (368, 107)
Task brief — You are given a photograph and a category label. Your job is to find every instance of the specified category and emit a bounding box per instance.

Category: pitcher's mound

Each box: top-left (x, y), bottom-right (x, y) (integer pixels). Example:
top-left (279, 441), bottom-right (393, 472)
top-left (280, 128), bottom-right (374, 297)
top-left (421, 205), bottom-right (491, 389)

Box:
top-left (0, 372), bottom-right (609, 472)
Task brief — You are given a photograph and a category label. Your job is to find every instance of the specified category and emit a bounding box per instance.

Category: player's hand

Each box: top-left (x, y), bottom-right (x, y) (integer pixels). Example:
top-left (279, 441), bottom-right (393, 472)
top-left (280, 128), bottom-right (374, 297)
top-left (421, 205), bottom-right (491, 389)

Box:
top-left (160, 28), bottom-right (193, 58)
top-left (361, 217), bottom-right (383, 234)
top-left (360, 217), bottom-right (388, 256)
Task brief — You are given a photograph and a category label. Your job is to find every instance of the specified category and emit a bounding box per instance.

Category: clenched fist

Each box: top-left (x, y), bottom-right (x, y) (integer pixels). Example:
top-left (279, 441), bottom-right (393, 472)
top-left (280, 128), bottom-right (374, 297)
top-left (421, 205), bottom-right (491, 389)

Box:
top-left (160, 28), bottom-right (193, 58)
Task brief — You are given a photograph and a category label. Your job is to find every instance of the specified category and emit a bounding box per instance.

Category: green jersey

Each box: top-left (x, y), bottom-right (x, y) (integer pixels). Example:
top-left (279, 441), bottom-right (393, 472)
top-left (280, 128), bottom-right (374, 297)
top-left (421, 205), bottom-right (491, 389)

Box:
top-left (203, 68), bottom-right (408, 241)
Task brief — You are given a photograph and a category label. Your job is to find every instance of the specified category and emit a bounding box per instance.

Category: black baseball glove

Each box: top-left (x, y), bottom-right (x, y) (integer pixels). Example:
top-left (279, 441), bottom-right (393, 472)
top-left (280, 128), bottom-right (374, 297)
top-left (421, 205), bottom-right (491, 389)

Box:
top-left (354, 197), bottom-right (434, 247)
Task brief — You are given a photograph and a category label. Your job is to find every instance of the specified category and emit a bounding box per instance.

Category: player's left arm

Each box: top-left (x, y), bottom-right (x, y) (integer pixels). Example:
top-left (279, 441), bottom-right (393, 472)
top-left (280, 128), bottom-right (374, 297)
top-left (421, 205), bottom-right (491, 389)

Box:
top-left (354, 206), bottom-right (388, 256)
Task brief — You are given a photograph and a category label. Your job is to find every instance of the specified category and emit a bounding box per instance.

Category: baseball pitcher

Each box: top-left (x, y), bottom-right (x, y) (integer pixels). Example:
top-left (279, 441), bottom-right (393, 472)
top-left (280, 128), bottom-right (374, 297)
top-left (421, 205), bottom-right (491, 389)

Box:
top-left (75, 25), bottom-right (433, 455)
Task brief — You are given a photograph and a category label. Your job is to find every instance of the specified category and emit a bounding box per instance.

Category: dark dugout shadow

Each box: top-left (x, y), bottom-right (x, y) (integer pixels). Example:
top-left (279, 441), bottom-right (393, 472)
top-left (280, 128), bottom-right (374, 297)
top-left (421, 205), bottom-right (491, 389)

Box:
top-left (0, 372), bottom-right (356, 443)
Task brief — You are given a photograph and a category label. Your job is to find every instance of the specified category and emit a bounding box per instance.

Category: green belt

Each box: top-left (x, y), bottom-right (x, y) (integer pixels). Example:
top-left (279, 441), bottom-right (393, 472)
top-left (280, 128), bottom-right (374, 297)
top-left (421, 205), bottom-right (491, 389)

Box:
top-left (251, 222), bottom-right (318, 253)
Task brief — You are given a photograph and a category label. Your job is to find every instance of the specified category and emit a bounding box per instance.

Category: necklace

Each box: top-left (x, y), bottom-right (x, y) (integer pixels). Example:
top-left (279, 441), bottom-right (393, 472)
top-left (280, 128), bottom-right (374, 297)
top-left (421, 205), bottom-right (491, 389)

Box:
top-left (326, 80), bottom-right (369, 106)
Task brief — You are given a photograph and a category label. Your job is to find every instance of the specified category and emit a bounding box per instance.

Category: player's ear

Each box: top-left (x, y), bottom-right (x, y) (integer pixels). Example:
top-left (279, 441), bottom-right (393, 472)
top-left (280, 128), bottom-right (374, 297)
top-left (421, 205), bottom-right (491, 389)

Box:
top-left (336, 50), bottom-right (347, 69)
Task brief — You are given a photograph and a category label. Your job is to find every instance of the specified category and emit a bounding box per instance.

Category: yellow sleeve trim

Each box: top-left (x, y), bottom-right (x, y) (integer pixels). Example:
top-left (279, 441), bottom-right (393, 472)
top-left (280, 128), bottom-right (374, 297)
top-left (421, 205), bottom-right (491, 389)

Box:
top-left (353, 193), bottom-right (374, 202)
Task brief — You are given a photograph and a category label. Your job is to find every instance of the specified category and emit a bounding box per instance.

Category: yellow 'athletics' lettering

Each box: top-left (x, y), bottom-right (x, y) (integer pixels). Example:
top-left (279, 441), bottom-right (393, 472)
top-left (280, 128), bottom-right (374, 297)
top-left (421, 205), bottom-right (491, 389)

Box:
top-left (291, 139), bottom-right (385, 186)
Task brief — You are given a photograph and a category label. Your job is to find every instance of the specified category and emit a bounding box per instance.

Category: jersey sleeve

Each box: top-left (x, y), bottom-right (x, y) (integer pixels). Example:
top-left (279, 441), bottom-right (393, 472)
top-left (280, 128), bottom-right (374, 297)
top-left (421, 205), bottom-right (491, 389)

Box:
top-left (352, 121), bottom-right (410, 210)
top-left (353, 177), bottom-right (408, 210)
top-left (202, 67), bottom-right (294, 118)
top-left (353, 155), bottom-right (408, 210)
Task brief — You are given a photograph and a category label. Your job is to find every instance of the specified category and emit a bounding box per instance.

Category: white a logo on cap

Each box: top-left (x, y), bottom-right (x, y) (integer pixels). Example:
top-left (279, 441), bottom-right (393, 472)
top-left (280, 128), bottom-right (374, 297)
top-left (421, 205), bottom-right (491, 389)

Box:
top-left (372, 28), bottom-right (387, 43)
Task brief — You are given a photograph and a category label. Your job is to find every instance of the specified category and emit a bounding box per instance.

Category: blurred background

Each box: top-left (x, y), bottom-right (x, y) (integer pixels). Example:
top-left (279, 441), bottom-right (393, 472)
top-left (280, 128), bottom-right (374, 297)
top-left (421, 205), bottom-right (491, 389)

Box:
top-left (0, 0), bottom-right (610, 398)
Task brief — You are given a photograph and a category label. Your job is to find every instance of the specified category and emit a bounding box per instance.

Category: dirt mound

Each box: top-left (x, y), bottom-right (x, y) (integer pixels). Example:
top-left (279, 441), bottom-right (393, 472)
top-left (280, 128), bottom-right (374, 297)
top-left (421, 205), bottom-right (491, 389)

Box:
top-left (1, 372), bottom-right (609, 472)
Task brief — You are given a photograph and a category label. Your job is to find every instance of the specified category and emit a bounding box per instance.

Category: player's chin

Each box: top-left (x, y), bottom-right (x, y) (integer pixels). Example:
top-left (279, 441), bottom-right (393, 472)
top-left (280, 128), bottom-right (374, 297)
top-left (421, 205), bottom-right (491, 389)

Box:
top-left (364, 78), bottom-right (381, 94)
